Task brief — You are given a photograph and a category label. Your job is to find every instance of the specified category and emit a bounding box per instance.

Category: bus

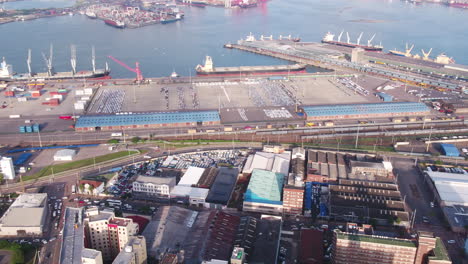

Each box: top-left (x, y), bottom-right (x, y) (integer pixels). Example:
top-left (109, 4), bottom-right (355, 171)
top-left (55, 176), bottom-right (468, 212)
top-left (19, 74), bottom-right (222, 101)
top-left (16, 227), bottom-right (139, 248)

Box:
top-left (106, 199), bottom-right (122, 207)
top-left (59, 115), bottom-right (72, 120)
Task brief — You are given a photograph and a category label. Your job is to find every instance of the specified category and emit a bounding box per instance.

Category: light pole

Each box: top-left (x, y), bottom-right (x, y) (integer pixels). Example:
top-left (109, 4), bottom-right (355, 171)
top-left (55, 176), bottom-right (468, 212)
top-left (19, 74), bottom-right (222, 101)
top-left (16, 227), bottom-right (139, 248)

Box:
top-left (426, 126), bottom-right (434, 152)
top-left (355, 124), bottom-right (360, 149)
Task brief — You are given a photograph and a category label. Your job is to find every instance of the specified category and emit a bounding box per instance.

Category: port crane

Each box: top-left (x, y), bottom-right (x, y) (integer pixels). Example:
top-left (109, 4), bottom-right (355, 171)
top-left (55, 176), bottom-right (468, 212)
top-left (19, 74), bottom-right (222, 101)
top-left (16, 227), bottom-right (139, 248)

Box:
top-left (421, 48), bottom-right (433, 60)
top-left (108, 56), bottom-right (143, 82)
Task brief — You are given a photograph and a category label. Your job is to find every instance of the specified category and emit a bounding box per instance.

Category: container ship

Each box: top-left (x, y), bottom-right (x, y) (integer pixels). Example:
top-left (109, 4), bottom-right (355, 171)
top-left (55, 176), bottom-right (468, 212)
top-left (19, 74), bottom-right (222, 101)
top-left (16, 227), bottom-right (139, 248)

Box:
top-left (321, 31), bottom-right (383, 51)
top-left (0, 48), bottom-right (110, 82)
top-left (104, 19), bottom-right (125, 28)
top-left (161, 14), bottom-right (182, 24)
top-left (195, 56), bottom-right (306, 76)
top-left (175, 0), bottom-right (207, 7)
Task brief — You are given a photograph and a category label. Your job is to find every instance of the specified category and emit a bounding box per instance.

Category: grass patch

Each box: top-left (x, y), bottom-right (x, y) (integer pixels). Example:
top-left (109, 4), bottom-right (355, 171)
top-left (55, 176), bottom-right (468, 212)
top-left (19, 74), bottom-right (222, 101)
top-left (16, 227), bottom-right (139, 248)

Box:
top-left (23, 151), bottom-right (138, 181)
top-left (0, 241), bottom-right (36, 264)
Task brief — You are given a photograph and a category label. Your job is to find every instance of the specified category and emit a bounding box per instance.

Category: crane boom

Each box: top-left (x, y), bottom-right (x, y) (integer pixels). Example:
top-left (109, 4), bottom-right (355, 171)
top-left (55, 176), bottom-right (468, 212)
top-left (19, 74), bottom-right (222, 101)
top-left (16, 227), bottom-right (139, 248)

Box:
top-left (107, 56), bottom-right (143, 82)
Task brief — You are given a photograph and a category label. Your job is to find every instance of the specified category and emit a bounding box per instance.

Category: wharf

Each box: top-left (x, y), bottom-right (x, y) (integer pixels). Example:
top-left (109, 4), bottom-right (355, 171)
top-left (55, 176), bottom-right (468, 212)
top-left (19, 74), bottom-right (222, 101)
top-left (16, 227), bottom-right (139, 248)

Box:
top-left (227, 40), bottom-right (464, 90)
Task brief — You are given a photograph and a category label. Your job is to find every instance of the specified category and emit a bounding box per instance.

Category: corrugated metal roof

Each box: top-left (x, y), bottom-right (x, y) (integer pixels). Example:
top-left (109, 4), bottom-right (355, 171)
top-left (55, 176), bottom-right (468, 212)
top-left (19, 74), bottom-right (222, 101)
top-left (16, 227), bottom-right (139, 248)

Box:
top-left (244, 169), bottom-right (284, 205)
top-left (376, 92), bottom-right (394, 102)
top-left (75, 111), bottom-right (220, 128)
top-left (303, 102), bottom-right (429, 117)
top-left (440, 143), bottom-right (460, 157)
top-left (179, 166), bottom-right (205, 186)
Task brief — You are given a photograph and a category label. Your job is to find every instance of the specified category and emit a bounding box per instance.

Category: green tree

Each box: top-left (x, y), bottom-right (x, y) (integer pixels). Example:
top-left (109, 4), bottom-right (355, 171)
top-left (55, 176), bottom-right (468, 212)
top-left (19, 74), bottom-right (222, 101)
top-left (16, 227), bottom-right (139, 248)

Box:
top-left (107, 139), bottom-right (119, 144)
top-left (131, 137), bottom-right (141, 144)
top-left (0, 173), bottom-right (4, 184)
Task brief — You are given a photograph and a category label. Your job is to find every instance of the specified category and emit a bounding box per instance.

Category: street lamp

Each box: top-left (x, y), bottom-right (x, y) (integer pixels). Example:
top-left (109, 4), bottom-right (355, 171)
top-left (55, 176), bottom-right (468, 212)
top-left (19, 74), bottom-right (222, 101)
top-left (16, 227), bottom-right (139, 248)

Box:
top-left (426, 126), bottom-right (434, 153)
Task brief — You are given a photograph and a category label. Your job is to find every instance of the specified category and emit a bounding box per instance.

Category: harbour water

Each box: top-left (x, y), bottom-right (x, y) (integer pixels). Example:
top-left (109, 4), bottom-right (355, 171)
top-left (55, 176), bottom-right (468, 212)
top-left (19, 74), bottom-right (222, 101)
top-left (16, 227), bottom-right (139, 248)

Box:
top-left (1, 0), bottom-right (467, 78)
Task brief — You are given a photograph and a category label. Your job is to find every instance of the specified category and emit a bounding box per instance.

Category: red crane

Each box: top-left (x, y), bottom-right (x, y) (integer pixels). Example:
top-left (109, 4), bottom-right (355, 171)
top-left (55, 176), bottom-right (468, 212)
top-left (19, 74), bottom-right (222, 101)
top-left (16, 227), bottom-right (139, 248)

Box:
top-left (108, 56), bottom-right (143, 82)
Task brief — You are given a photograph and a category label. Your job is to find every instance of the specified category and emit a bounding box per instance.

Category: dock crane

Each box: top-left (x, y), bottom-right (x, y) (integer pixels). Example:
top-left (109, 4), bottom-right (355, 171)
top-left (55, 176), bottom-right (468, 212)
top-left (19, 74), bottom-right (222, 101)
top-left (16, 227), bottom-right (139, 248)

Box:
top-left (108, 56), bottom-right (143, 82)
top-left (421, 48), bottom-right (433, 60)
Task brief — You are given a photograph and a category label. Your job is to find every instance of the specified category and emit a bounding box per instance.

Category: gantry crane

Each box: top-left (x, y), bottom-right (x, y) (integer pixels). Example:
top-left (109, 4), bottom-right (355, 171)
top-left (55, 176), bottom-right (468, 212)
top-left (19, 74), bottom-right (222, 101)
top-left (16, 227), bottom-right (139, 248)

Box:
top-left (107, 56), bottom-right (143, 82)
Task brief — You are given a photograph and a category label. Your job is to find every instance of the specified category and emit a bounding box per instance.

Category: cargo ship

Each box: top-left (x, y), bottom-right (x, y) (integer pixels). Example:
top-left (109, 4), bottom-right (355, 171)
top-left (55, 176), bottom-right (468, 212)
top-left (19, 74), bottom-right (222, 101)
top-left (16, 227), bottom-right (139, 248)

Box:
top-left (0, 48), bottom-right (111, 82)
top-left (85, 11), bottom-right (97, 19)
top-left (446, 0), bottom-right (468, 8)
top-left (195, 56), bottom-right (306, 76)
top-left (175, 0), bottom-right (207, 7)
top-left (104, 19), bottom-right (125, 29)
top-left (161, 14), bottom-right (182, 24)
top-left (321, 31), bottom-right (383, 51)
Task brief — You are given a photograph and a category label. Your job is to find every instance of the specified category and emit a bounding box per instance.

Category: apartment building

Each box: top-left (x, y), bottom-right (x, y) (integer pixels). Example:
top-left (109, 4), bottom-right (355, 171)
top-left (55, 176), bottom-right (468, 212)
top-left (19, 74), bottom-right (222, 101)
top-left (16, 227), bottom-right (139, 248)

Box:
top-left (112, 236), bottom-right (147, 264)
top-left (83, 208), bottom-right (139, 261)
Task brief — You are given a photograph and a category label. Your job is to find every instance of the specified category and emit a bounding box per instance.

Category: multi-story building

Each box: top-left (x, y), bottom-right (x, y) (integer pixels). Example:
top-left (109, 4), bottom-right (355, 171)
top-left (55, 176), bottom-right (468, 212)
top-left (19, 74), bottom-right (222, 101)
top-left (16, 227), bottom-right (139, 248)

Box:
top-left (0, 156), bottom-right (15, 180)
top-left (331, 225), bottom-right (451, 264)
top-left (132, 175), bottom-right (176, 200)
top-left (82, 248), bottom-right (104, 264)
top-left (282, 186), bottom-right (304, 215)
top-left (112, 236), bottom-right (147, 264)
top-left (83, 208), bottom-right (139, 261)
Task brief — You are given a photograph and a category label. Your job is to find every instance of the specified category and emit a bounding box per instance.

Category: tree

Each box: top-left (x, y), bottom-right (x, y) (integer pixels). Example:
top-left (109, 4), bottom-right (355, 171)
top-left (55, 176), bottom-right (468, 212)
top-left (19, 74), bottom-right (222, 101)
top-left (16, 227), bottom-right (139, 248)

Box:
top-left (0, 173), bottom-right (4, 184)
top-left (78, 184), bottom-right (85, 192)
top-left (107, 139), bottom-right (119, 144)
top-left (131, 137), bottom-right (141, 144)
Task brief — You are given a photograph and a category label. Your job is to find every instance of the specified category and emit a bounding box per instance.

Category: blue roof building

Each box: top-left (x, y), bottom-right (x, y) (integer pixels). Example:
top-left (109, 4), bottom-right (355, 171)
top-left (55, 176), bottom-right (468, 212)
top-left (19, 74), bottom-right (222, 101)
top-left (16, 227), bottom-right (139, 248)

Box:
top-left (376, 92), bottom-right (394, 102)
top-left (75, 111), bottom-right (220, 131)
top-left (243, 169), bottom-right (285, 215)
top-left (440, 144), bottom-right (460, 157)
top-left (302, 102), bottom-right (430, 120)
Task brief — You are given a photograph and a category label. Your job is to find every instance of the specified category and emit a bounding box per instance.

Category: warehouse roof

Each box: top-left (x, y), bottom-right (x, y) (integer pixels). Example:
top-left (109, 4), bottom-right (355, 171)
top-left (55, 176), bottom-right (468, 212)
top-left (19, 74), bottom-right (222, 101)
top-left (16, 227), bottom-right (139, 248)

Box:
top-left (0, 207), bottom-right (46, 227)
top-left (206, 167), bottom-right (239, 205)
top-left (170, 185), bottom-right (209, 199)
top-left (75, 110), bottom-right (220, 128)
top-left (426, 171), bottom-right (468, 205)
top-left (10, 193), bottom-right (47, 208)
top-left (178, 166), bottom-right (205, 186)
top-left (244, 169), bottom-right (284, 205)
top-left (54, 149), bottom-right (76, 158)
top-left (303, 102), bottom-right (429, 117)
top-left (134, 175), bottom-right (176, 186)
top-left (242, 151), bottom-right (291, 175)
top-left (440, 143), bottom-right (460, 157)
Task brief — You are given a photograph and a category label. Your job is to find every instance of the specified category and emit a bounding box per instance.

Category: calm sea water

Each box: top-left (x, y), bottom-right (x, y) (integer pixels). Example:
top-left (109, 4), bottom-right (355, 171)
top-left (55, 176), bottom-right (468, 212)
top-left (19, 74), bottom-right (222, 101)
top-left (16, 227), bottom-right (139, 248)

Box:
top-left (1, 0), bottom-right (467, 78)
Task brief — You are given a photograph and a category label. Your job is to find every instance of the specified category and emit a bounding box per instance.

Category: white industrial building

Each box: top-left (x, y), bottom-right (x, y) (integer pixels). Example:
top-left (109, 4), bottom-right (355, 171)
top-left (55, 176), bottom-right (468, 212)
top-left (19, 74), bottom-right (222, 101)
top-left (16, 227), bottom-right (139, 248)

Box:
top-left (242, 151), bottom-right (291, 176)
top-left (54, 149), bottom-right (77, 161)
top-left (425, 170), bottom-right (468, 206)
top-left (132, 176), bottom-right (176, 199)
top-left (0, 193), bottom-right (48, 236)
top-left (0, 156), bottom-right (15, 180)
top-left (178, 166), bottom-right (205, 186)
top-left (170, 185), bottom-right (209, 206)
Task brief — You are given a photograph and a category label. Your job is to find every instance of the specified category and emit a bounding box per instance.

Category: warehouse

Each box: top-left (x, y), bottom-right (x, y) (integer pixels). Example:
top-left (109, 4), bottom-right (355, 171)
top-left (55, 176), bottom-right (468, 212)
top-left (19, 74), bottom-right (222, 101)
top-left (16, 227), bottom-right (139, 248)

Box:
top-left (75, 110), bottom-right (221, 131)
top-left (439, 143), bottom-right (460, 157)
top-left (178, 166), bottom-right (205, 186)
top-left (242, 151), bottom-right (291, 176)
top-left (53, 149), bottom-right (77, 161)
top-left (303, 102), bottom-right (430, 121)
top-left (205, 167), bottom-right (239, 209)
top-left (243, 169), bottom-right (285, 215)
top-left (0, 193), bottom-right (48, 236)
top-left (424, 171), bottom-right (468, 207)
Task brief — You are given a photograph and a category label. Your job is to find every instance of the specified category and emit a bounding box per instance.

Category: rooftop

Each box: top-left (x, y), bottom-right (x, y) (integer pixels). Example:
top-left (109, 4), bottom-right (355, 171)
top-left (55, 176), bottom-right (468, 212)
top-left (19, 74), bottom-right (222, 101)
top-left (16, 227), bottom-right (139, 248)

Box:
top-left (75, 110), bottom-right (220, 128)
top-left (81, 248), bottom-right (101, 260)
top-left (54, 149), bottom-right (76, 157)
top-left (134, 175), bottom-right (176, 186)
top-left (206, 167), bottom-right (239, 205)
top-left (0, 207), bottom-right (46, 227)
top-left (10, 193), bottom-right (47, 208)
top-left (244, 169), bottom-right (284, 205)
top-left (219, 106), bottom-right (305, 124)
top-left (426, 171), bottom-right (468, 205)
top-left (303, 102), bottom-right (429, 117)
top-left (60, 207), bottom-right (85, 264)
top-left (242, 151), bottom-right (291, 175)
top-left (170, 185), bottom-right (209, 198)
top-left (430, 237), bottom-right (451, 262)
top-left (178, 166), bottom-right (205, 186)
top-left (335, 230), bottom-right (416, 248)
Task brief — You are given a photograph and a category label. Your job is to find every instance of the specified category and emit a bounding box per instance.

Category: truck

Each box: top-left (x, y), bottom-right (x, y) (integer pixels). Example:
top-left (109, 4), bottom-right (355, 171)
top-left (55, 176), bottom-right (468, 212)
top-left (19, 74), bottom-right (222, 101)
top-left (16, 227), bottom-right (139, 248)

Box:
top-left (111, 132), bottom-right (123, 137)
top-left (9, 115), bottom-right (21, 119)
top-left (71, 185), bottom-right (76, 194)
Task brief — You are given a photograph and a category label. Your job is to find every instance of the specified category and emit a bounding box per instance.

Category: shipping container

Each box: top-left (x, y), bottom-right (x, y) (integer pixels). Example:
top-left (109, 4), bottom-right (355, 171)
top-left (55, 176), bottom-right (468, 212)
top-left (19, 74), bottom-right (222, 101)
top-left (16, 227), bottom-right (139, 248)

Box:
top-left (4, 91), bottom-right (14, 96)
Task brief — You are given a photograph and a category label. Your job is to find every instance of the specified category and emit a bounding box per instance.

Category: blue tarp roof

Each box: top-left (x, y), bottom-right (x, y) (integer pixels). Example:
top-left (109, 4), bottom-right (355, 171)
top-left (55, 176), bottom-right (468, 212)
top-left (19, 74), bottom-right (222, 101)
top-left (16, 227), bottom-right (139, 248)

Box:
top-left (440, 143), bottom-right (460, 157)
top-left (75, 111), bottom-right (220, 128)
top-left (303, 102), bottom-right (429, 117)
